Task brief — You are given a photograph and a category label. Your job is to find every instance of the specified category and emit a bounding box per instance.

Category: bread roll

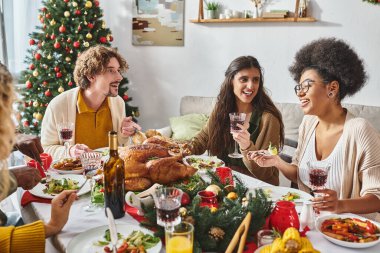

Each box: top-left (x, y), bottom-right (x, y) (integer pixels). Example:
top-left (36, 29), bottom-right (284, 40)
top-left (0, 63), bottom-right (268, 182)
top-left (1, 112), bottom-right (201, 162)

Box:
top-left (145, 129), bottom-right (162, 138)
top-left (125, 177), bottom-right (152, 191)
top-left (132, 131), bottom-right (147, 144)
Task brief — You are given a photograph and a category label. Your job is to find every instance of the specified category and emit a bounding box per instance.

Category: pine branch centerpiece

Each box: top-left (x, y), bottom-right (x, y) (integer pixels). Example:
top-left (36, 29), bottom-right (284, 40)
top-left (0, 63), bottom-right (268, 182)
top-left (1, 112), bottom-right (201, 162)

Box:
top-left (141, 171), bottom-right (273, 252)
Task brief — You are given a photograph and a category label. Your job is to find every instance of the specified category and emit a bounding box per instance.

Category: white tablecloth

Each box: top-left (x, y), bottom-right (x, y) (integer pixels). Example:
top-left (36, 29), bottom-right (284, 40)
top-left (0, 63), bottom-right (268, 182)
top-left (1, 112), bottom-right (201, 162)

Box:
top-left (22, 172), bottom-right (380, 253)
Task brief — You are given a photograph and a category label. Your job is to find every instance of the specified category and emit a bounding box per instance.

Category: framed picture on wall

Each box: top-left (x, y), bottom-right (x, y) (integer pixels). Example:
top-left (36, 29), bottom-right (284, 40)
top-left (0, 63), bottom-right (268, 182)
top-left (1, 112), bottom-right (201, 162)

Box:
top-left (132, 0), bottom-right (184, 46)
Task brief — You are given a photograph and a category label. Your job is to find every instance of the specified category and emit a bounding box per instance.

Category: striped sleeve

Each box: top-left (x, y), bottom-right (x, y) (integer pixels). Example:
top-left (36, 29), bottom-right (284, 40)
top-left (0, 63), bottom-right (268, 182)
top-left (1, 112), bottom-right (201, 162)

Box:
top-left (12, 220), bottom-right (45, 252)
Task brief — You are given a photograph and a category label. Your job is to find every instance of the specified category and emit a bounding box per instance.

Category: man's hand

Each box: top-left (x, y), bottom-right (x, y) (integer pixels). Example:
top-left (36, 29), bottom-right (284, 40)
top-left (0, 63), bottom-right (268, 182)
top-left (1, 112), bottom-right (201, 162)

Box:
top-left (9, 165), bottom-right (42, 190)
top-left (69, 144), bottom-right (91, 157)
top-left (14, 134), bottom-right (44, 163)
top-left (121, 116), bottom-right (142, 136)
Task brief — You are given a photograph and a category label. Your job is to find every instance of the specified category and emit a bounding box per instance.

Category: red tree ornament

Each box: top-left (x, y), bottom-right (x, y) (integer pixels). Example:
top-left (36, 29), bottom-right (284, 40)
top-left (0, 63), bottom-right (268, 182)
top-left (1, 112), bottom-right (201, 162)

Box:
top-left (94, 1), bottom-right (100, 7)
top-left (99, 37), bottom-right (107, 43)
top-left (67, 37), bottom-right (72, 43)
top-left (54, 66), bottom-right (60, 72)
top-left (35, 53), bottom-right (42, 60)
top-left (87, 23), bottom-right (94, 29)
top-left (29, 39), bottom-right (36, 45)
top-left (68, 81), bottom-right (73, 86)
top-left (29, 64), bottom-right (35, 70)
top-left (75, 9), bottom-right (81, 15)
top-left (45, 13), bottom-right (51, 19)
top-left (73, 41), bottom-right (80, 48)
top-left (59, 25), bottom-right (66, 33)
top-left (54, 41), bottom-right (61, 49)
top-left (45, 89), bottom-right (52, 97)
top-left (26, 80), bottom-right (33, 89)
top-left (56, 72), bottom-right (62, 78)
top-left (123, 95), bottom-right (129, 100)
top-left (23, 120), bottom-right (30, 127)
top-left (50, 34), bottom-right (56, 40)
top-left (42, 81), bottom-right (48, 87)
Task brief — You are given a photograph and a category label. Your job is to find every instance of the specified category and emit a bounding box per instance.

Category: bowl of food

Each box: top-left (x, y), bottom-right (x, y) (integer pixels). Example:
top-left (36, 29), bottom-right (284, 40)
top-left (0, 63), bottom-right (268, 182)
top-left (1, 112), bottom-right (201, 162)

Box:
top-left (182, 155), bottom-right (224, 173)
top-left (316, 214), bottom-right (380, 248)
top-left (51, 157), bottom-right (83, 174)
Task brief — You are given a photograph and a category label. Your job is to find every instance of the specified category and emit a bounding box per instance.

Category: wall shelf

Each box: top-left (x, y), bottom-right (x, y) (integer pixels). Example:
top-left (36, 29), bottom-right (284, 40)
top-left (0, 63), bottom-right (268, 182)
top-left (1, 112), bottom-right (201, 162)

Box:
top-left (192, 0), bottom-right (316, 24)
top-left (190, 17), bottom-right (316, 23)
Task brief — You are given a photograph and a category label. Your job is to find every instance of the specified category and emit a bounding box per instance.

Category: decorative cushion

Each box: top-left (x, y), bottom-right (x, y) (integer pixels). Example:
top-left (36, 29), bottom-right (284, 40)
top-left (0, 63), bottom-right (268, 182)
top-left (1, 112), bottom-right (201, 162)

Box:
top-left (170, 113), bottom-right (209, 140)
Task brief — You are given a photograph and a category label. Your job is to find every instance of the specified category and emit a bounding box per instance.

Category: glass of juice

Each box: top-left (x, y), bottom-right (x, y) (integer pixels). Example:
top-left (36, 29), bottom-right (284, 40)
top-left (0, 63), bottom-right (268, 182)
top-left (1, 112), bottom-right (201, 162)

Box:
top-left (165, 222), bottom-right (194, 253)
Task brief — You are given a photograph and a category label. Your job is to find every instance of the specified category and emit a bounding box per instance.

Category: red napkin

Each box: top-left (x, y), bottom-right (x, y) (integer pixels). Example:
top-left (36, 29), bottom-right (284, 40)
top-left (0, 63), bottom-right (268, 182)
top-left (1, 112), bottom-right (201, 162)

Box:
top-left (124, 204), bottom-right (257, 252)
top-left (21, 191), bottom-right (51, 207)
top-left (27, 159), bottom-right (46, 178)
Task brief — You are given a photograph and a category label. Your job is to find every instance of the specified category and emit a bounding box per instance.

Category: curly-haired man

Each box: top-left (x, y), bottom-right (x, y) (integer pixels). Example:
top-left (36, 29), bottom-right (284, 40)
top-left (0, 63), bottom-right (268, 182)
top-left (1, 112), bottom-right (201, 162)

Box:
top-left (41, 46), bottom-right (141, 159)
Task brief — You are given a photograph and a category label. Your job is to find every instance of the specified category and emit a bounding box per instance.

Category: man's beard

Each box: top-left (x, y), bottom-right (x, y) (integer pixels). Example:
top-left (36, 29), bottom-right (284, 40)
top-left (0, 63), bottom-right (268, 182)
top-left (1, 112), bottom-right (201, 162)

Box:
top-left (106, 84), bottom-right (118, 97)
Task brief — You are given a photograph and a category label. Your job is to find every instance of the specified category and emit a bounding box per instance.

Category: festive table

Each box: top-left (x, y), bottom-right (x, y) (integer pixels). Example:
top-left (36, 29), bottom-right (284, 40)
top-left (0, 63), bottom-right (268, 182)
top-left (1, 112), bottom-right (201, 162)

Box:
top-left (20, 171), bottom-right (380, 253)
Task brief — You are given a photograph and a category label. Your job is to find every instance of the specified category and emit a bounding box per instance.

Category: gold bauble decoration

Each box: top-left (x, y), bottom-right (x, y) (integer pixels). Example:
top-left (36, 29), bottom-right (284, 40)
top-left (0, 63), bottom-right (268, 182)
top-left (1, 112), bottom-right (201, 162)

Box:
top-left (210, 206), bottom-right (218, 213)
top-left (64, 11), bottom-right (70, 17)
top-left (102, 21), bottom-right (106, 29)
top-left (72, 2), bottom-right (78, 7)
top-left (85, 33), bottom-right (92, 40)
top-left (33, 101), bottom-right (39, 107)
top-left (65, 57), bottom-right (71, 62)
top-left (33, 70), bottom-right (39, 77)
top-left (179, 207), bottom-right (187, 217)
top-left (35, 112), bottom-right (43, 121)
top-left (58, 86), bottom-right (64, 93)
top-left (33, 112), bottom-right (37, 118)
top-left (85, 1), bottom-right (92, 8)
top-left (50, 19), bottom-right (56, 26)
top-left (47, 54), bottom-right (52, 60)
top-left (83, 41), bottom-right (90, 47)
top-left (226, 192), bottom-right (238, 200)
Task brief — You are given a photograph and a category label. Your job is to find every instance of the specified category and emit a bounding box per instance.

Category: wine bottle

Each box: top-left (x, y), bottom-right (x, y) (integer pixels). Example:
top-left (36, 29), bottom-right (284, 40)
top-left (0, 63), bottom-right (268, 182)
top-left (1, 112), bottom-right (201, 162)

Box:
top-left (104, 131), bottom-right (125, 218)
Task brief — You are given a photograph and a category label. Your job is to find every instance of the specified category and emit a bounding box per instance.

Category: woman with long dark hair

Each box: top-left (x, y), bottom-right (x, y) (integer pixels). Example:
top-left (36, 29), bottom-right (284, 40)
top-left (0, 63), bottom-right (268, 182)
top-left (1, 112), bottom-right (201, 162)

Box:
top-left (191, 56), bottom-right (284, 185)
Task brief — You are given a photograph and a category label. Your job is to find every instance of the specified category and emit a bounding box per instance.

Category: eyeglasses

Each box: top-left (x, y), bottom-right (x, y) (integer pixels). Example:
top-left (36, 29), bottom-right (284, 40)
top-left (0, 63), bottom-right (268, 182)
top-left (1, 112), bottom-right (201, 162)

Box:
top-left (294, 79), bottom-right (315, 95)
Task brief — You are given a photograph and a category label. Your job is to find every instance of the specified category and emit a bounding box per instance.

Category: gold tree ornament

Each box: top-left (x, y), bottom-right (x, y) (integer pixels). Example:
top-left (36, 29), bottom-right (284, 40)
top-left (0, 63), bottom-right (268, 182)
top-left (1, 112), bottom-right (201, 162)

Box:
top-left (209, 227), bottom-right (225, 241)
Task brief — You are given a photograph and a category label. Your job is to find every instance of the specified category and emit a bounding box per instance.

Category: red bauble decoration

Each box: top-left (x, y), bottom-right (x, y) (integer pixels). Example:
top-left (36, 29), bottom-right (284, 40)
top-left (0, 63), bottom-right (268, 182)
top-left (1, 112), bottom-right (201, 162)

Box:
top-left (123, 95), bottom-right (129, 100)
top-left (54, 66), bottom-right (60, 72)
top-left (29, 39), bottom-right (36, 45)
top-left (181, 192), bottom-right (191, 206)
top-left (34, 121), bottom-right (39, 127)
top-left (54, 42), bottom-right (61, 49)
top-left (64, 0), bottom-right (69, 2)
top-left (56, 72), bottom-right (62, 78)
top-left (29, 64), bottom-right (35, 70)
top-left (50, 34), bottom-right (56, 40)
top-left (40, 18), bottom-right (44, 23)
top-left (41, 7), bottom-right (47, 12)
top-left (23, 120), bottom-right (30, 127)
top-left (59, 25), bottom-right (66, 33)
top-left (24, 102), bottom-right (29, 108)
top-left (73, 41), bottom-right (80, 48)
top-left (77, 25), bottom-right (82, 31)
top-left (29, 101), bottom-right (33, 106)
top-left (94, 1), bottom-right (100, 7)
top-left (67, 38), bottom-right (72, 43)
top-left (75, 9), bottom-right (81, 15)
top-left (68, 81), bottom-right (73, 86)
top-left (37, 42), bottom-right (42, 48)
top-left (45, 89), bottom-right (52, 97)
top-left (45, 13), bottom-right (51, 19)
top-left (26, 81), bottom-right (33, 89)
top-left (35, 53), bottom-right (42, 60)
top-left (99, 37), bottom-right (107, 43)
top-left (87, 23), bottom-right (94, 29)
top-left (42, 81), bottom-right (48, 87)
top-left (109, 35), bottom-right (114, 42)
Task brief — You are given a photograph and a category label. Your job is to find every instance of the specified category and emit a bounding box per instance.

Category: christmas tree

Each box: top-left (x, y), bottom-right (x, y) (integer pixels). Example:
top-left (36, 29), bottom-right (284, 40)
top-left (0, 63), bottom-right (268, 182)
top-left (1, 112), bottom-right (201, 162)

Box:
top-left (17, 0), bottom-right (139, 135)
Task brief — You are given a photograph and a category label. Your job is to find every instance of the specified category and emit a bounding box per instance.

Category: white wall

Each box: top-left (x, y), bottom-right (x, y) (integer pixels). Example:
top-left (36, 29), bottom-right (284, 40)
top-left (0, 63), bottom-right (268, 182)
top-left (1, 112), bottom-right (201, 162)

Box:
top-left (101, 0), bottom-right (380, 130)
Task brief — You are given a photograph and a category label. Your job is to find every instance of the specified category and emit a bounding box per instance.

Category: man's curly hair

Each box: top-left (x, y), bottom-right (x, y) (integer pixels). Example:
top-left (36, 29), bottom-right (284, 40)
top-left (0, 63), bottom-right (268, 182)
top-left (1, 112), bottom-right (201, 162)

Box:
top-left (73, 45), bottom-right (128, 89)
top-left (289, 38), bottom-right (367, 100)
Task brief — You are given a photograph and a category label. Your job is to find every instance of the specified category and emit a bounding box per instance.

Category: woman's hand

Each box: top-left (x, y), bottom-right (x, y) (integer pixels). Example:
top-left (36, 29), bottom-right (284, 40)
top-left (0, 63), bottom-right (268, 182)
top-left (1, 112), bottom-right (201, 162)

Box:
top-left (45, 190), bottom-right (78, 237)
top-left (69, 144), bottom-right (91, 157)
top-left (312, 189), bottom-right (342, 213)
top-left (232, 123), bottom-right (251, 150)
top-left (247, 150), bottom-right (280, 167)
top-left (121, 116), bottom-right (142, 136)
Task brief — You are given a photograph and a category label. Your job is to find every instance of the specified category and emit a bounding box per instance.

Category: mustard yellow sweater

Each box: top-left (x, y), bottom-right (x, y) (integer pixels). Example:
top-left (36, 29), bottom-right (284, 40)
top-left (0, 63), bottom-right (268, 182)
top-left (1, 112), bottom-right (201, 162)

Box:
top-left (0, 220), bottom-right (45, 253)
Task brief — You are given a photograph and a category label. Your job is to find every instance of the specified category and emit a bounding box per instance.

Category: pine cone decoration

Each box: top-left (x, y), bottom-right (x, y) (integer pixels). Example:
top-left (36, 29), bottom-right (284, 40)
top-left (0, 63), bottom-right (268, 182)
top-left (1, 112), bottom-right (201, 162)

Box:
top-left (209, 226), bottom-right (225, 241)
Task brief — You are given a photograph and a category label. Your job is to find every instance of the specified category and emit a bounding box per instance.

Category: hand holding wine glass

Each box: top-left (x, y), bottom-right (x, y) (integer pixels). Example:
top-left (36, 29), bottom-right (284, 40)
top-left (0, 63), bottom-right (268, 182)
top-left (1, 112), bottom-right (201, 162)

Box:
top-left (58, 122), bottom-right (74, 158)
top-left (228, 112), bottom-right (246, 158)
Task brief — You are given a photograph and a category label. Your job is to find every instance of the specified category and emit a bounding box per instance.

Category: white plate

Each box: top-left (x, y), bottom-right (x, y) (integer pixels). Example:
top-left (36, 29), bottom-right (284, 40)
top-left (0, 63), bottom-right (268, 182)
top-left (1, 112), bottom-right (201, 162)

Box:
top-left (182, 155), bottom-right (225, 173)
top-left (50, 159), bottom-right (84, 175)
top-left (316, 214), bottom-right (380, 248)
top-left (250, 186), bottom-right (313, 203)
top-left (29, 174), bottom-right (90, 199)
top-left (66, 224), bottom-right (162, 253)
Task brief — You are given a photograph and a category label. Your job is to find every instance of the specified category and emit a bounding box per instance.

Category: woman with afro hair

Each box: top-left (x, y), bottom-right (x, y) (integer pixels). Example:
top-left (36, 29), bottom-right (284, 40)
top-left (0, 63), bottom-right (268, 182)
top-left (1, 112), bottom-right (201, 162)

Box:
top-left (249, 38), bottom-right (380, 221)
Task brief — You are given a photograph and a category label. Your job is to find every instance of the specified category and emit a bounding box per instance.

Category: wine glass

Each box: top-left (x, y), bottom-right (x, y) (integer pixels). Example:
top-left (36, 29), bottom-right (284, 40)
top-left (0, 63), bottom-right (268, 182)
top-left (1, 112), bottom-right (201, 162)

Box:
top-left (307, 161), bottom-right (331, 191)
top-left (152, 186), bottom-right (183, 229)
top-left (80, 152), bottom-right (103, 212)
top-left (228, 112), bottom-right (246, 158)
top-left (58, 122), bottom-right (74, 158)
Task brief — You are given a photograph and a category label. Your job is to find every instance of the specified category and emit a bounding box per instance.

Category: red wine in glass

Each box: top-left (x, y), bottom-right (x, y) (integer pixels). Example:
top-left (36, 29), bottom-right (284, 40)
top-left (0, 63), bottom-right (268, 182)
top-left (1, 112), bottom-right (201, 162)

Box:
top-left (309, 169), bottom-right (328, 188)
top-left (230, 119), bottom-right (245, 132)
top-left (156, 198), bottom-right (181, 224)
top-left (60, 128), bottom-right (73, 141)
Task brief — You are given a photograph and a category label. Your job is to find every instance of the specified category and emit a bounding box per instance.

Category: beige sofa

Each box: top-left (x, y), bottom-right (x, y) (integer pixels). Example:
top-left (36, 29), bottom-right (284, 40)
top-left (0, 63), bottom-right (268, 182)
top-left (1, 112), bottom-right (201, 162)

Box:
top-left (159, 96), bottom-right (380, 186)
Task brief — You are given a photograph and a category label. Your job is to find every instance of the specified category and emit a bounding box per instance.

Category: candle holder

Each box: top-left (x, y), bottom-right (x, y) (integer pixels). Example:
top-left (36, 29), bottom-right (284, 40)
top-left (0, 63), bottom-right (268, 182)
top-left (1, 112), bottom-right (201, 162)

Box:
top-left (197, 190), bottom-right (218, 208)
top-left (215, 167), bottom-right (234, 185)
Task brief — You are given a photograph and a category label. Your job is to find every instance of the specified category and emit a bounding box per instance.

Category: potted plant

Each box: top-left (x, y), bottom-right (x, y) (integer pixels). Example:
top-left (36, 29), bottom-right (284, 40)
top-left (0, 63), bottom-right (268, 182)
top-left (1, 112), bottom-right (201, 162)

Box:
top-left (204, 1), bottom-right (220, 19)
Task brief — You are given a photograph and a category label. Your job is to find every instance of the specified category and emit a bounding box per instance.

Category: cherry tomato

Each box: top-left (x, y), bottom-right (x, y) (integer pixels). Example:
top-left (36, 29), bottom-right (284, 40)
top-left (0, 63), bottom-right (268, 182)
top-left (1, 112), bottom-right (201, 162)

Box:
top-left (99, 188), bottom-right (104, 193)
top-left (103, 246), bottom-right (111, 253)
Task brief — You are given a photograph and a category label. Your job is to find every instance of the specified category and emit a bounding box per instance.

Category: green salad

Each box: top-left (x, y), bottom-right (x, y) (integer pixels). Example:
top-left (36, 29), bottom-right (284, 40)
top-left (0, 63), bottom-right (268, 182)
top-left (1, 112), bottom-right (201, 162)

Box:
top-left (43, 178), bottom-right (79, 194)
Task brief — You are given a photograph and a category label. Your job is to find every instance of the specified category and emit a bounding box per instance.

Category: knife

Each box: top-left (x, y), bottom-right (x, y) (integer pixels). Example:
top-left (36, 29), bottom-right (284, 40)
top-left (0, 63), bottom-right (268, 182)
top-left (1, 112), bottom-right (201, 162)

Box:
top-left (106, 207), bottom-right (118, 253)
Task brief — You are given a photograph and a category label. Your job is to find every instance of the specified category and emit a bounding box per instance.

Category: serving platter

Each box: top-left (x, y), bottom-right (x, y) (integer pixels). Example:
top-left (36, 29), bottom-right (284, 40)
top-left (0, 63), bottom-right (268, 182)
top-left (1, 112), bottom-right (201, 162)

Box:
top-left (66, 224), bottom-right (162, 253)
top-left (50, 158), bottom-right (84, 175)
top-left (316, 214), bottom-right (380, 248)
top-left (30, 174), bottom-right (90, 199)
top-left (183, 155), bottom-right (225, 173)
